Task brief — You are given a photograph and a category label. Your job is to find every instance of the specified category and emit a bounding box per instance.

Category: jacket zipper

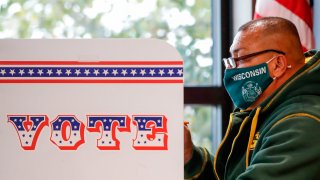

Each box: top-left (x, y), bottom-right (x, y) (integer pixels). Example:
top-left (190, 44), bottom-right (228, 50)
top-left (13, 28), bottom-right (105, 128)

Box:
top-left (224, 116), bottom-right (250, 179)
top-left (214, 113), bottom-right (233, 180)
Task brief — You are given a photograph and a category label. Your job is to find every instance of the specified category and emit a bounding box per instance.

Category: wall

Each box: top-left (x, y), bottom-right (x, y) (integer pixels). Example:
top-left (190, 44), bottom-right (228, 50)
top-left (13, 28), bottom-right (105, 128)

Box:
top-left (232, 0), bottom-right (252, 37)
top-left (314, 0), bottom-right (320, 48)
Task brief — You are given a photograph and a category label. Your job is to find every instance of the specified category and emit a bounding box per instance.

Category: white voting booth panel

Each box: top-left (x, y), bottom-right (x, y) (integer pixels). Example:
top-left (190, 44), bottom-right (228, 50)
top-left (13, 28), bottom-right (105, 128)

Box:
top-left (0, 39), bottom-right (183, 180)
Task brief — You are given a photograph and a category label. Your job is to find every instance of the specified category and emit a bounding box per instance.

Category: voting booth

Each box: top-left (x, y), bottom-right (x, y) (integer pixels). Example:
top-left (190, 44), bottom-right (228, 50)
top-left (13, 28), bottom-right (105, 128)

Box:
top-left (0, 39), bottom-right (183, 180)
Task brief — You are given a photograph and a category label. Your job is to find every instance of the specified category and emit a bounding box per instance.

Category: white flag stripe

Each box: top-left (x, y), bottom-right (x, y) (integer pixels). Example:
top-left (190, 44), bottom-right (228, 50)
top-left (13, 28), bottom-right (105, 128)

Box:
top-left (255, 0), bottom-right (315, 50)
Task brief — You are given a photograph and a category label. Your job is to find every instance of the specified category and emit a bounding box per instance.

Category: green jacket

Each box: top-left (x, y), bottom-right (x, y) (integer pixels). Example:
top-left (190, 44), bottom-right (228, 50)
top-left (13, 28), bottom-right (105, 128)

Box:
top-left (185, 50), bottom-right (320, 180)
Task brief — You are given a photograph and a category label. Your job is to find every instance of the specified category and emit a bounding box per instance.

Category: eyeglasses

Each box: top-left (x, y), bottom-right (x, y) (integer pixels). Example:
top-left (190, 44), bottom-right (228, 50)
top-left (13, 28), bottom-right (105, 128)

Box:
top-left (222, 49), bottom-right (286, 69)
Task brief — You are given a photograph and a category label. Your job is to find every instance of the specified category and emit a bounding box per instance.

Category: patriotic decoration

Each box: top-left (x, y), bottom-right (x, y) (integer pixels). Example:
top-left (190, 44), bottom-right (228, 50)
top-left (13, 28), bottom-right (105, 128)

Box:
top-left (87, 115), bottom-right (131, 150)
top-left (254, 0), bottom-right (315, 52)
top-left (7, 115), bottom-right (49, 150)
top-left (0, 40), bottom-right (184, 180)
top-left (0, 61), bottom-right (183, 83)
top-left (50, 116), bottom-right (85, 150)
top-left (7, 114), bottom-right (168, 150)
top-left (132, 116), bottom-right (168, 150)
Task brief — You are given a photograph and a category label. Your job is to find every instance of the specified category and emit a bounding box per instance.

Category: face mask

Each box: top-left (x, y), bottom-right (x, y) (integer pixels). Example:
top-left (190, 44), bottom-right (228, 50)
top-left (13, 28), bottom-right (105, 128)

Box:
top-left (223, 57), bottom-right (276, 110)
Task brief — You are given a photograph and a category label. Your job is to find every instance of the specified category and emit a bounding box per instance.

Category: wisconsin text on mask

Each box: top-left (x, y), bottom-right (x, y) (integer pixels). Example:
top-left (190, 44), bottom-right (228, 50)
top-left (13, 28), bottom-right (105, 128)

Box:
top-left (231, 66), bottom-right (267, 81)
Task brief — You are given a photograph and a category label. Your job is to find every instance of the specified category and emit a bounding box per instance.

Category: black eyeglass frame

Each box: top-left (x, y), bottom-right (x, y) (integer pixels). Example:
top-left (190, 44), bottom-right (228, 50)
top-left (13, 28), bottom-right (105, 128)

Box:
top-left (222, 49), bottom-right (286, 69)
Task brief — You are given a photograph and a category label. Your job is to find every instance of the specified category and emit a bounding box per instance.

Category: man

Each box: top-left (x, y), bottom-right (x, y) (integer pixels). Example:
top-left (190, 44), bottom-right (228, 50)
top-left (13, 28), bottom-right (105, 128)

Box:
top-left (184, 17), bottom-right (320, 179)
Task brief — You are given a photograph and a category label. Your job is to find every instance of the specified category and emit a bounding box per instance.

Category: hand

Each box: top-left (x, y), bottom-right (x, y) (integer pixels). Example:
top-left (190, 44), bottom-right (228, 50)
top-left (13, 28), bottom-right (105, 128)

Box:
top-left (184, 124), bottom-right (194, 164)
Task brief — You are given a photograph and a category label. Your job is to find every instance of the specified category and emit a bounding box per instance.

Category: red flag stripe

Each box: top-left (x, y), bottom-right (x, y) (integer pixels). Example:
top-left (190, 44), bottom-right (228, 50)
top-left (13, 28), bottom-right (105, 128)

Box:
top-left (255, 12), bottom-right (310, 52)
top-left (254, 0), bottom-right (315, 51)
top-left (253, 12), bottom-right (263, 20)
top-left (276, 0), bottom-right (313, 29)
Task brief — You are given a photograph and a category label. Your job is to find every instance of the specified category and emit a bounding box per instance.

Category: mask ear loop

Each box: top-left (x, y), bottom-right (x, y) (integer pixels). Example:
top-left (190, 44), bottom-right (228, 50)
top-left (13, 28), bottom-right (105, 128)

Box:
top-left (274, 65), bottom-right (292, 80)
top-left (266, 56), bottom-right (277, 64)
top-left (266, 56), bottom-right (278, 80)
top-left (267, 56), bottom-right (292, 80)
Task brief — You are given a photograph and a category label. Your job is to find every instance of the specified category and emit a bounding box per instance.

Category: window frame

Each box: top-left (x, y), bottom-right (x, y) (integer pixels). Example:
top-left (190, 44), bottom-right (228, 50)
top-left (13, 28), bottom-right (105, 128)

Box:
top-left (184, 0), bottom-right (233, 140)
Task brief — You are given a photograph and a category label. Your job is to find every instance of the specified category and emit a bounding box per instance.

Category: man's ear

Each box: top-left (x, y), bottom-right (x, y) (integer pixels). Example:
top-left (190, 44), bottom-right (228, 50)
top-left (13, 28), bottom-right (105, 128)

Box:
top-left (271, 55), bottom-right (288, 78)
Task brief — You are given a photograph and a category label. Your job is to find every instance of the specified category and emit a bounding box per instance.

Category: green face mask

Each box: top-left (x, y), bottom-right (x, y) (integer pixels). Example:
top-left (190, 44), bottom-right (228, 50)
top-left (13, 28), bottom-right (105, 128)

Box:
top-left (223, 59), bottom-right (274, 110)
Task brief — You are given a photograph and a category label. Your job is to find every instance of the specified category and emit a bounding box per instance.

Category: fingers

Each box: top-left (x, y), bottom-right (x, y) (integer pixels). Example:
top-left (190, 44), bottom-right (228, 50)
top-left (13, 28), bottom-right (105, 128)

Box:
top-left (184, 122), bottom-right (194, 164)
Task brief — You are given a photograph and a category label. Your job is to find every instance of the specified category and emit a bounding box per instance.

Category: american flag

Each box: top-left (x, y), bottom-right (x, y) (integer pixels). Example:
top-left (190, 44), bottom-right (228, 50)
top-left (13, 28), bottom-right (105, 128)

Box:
top-left (254, 0), bottom-right (315, 52)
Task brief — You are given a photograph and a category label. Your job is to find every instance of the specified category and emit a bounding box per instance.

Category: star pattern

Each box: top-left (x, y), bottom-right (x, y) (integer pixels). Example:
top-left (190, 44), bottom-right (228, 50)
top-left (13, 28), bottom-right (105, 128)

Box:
top-left (8, 115), bottom-right (47, 149)
top-left (50, 116), bottom-right (84, 148)
top-left (0, 67), bottom-right (183, 78)
top-left (87, 116), bottom-right (130, 149)
top-left (133, 116), bottom-right (167, 149)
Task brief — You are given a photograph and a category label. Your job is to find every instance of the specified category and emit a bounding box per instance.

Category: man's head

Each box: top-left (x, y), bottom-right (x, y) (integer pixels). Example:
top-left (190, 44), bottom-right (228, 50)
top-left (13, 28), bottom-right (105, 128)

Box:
top-left (225, 17), bottom-right (306, 109)
top-left (230, 17), bottom-right (305, 69)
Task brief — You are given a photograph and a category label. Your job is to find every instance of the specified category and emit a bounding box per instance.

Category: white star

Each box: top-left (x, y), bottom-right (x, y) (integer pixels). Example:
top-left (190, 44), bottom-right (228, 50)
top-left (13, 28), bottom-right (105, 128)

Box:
top-left (19, 119), bottom-right (23, 122)
top-left (0, 69), bottom-right (6, 75)
top-left (33, 125), bottom-right (37, 128)
top-left (103, 119), bottom-right (107, 122)
top-left (90, 121), bottom-right (93, 124)
top-left (130, 69), bottom-right (137, 76)
top-left (14, 119), bottom-right (17, 122)
top-left (121, 69), bottom-right (128, 76)
top-left (18, 69), bottom-right (25, 76)
top-left (112, 69), bottom-right (118, 76)
top-left (140, 69), bottom-right (146, 76)
top-left (65, 69), bottom-right (72, 76)
top-left (47, 69), bottom-right (53, 76)
top-left (103, 69), bottom-right (109, 76)
top-left (157, 120), bottom-right (161, 123)
top-left (74, 126), bottom-right (77, 129)
top-left (55, 125), bottom-right (59, 129)
top-left (158, 69), bottom-right (165, 76)
top-left (18, 125), bottom-right (21, 128)
top-left (75, 69), bottom-right (81, 76)
top-left (9, 69), bottom-right (15, 76)
top-left (177, 69), bottom-right (183, 76)
top-left (93, 69), bottom-right (100, 76)
top-left (84, 69), bottom-right (90, 76)
top-left (109, 119), bottom-right (112, 122)
top-left (140, 125), bottom-right (143, 128)
top-left (56, 69), bottom-right (62, 76)
top-left (143, 119), bottom-right (146, 123)
top-left (35, 118), bottom-right (39, 121)
top-left (149, 69), bottom-right (156, 76)
top-left (28, 69), bottom-right (34, 76)
top-left (37, 69), bottom-right (44, 76)
top-left (168, 69), bottom-right (174, 76)
top-left (105, 126), bottom-right (109, 129)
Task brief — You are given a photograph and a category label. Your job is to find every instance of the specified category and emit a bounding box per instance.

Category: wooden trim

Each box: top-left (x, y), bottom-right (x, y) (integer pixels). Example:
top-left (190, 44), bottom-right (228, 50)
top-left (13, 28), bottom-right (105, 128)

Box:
top-left (184, 87), bottom-right (230, 105)
top-left (252, 0), bottom-right (256, 18)
top-left (184, 86), bottom-right (233, 135)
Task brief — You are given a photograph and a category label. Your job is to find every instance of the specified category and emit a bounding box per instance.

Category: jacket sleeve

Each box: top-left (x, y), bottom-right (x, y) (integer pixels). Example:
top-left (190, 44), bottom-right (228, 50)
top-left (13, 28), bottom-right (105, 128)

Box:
top-left (237, 115), bottom-right (320, 180)
top-left (184, 145), bottom-right (216, 180)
